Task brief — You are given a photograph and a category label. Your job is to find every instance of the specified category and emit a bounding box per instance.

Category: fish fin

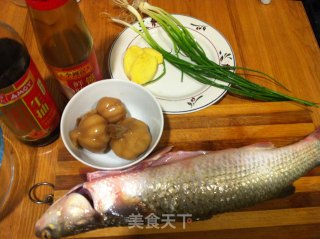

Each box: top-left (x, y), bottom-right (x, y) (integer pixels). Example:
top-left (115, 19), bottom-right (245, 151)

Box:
top-left (304, 128), bottom-right (320, 141)
top-left (244, 142), bottom-right (275, 150)
top-left (310, 128), bottom-right (320, 139)
top-left (86, 147), bottom-right (209, 181)
top-left (146, 146), bottom-right (174, 160)
top-left (149, 150), bottom-right (208, 167)
top-left (87, 147), bottom-right (174, 181)
top-left (277, 185), bottom-right (296, 198)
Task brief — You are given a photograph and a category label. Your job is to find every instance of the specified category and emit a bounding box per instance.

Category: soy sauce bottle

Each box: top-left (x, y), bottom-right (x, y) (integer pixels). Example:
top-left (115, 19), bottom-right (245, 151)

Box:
top-left (0, 22), bottom-right (60, 146)
top-left (26, 0), bottom-right (103, 99)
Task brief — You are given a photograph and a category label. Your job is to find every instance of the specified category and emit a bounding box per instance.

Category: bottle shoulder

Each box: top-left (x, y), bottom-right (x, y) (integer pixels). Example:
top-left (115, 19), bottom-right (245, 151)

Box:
top-left (28, 1), bottom-right (93, 68)
top-left (0, 38), bottom-right (30, 88)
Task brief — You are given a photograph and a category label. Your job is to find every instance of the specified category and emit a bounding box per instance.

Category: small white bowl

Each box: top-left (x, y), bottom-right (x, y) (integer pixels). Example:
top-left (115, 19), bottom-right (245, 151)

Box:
top-left (60, 79), bottom-right (164, 170)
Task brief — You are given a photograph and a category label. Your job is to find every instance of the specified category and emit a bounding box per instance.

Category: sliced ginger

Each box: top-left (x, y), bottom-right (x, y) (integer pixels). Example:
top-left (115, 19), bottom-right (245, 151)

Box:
top-left (123, 46), bottom-right (143, 77)
top-left (143, 48), bottom-right (163, 64)
top-left (123, 45), bottom-right (163, 84)
top-left (130, 53), bottom-right (158, 84)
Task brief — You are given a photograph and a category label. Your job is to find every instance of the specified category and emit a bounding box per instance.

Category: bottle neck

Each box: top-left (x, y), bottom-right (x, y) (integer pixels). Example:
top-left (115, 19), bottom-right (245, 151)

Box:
top-left (27, 0), bottom-right (93, 68)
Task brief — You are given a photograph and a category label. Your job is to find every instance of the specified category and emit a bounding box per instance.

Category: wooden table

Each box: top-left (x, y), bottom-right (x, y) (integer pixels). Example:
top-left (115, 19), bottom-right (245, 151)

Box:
top-left (1, 0), bottom-right (320, 238)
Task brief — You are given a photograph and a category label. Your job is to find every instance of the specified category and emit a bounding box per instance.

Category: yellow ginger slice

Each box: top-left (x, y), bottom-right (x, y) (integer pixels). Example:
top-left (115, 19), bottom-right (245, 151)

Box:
top-left (130, 53), bottom-right (158, 84)
top-left (143, 48), bottom-right (163, 64)
top-left (123, 45), bottom-right (163, 84)
top-left (123, 46), bottom-right (144, 77)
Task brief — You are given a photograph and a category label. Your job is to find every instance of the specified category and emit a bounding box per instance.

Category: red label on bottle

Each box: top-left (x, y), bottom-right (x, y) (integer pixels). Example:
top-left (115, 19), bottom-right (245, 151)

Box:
top-left (0, 78), bottom-right (34, 105)
top-left (0, 59), bottom-right (60, 140)
top-left (51, 50), bottom-right (102, 98)
top-left (26, 0), bottom-right (68, 11)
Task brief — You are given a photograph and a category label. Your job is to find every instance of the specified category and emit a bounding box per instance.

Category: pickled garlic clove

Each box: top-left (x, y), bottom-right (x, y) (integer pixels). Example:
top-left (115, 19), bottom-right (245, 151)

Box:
top-left (110, 117), bottom-right (151, 160)
top-left (77, 113), bottom-right (110, 153)
top-left (96, 97), bottom-right (126, 123)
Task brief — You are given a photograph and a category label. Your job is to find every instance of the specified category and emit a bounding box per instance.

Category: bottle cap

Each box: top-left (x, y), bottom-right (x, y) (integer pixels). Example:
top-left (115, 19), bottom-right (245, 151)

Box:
top-left (26, 0), bottom-right (68, 11)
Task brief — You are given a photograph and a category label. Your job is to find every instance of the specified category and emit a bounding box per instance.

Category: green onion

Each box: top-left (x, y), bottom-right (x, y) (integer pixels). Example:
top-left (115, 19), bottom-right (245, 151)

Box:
top-left (108, 0), bottom-right (318, 107)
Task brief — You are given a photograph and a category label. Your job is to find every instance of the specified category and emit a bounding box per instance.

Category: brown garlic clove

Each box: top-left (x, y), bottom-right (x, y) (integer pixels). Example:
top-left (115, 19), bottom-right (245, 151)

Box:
top-left (69, 128), bottom-right (81, 148)
top-left (77, 114), bottom-right (110, 153)
top-left (96, 97), bottom-right (126, 123)
top-left (110, 117), bottom-right (151, 160)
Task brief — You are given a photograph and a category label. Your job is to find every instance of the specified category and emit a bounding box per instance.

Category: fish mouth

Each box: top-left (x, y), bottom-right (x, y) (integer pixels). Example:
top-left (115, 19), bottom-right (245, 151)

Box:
top-left (39, 228), bottom-right (55, 239)
top-left (35, 225), bottom-right (61, 239)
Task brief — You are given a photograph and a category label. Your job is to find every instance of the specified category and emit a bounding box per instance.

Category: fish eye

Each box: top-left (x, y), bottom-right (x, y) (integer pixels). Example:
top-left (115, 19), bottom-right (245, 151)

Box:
top-left (41, 228), bottom-right (52, 239)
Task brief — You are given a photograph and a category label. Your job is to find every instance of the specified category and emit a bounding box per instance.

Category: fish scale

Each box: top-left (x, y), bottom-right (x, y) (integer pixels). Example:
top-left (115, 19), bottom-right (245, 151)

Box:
top-left (129, 141), bottom-right (320, 217)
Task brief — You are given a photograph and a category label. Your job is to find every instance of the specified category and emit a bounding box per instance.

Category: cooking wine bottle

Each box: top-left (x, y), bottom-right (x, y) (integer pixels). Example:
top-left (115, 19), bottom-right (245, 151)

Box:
top-left (0, 21), bottom-right (61, 146)
top-left (26, 0), bottom-right (102, 99)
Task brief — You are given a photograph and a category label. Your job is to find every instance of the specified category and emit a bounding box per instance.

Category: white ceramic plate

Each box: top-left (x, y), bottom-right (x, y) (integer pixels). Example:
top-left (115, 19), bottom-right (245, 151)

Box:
top-left (109, 15), bottom-right (235, 114)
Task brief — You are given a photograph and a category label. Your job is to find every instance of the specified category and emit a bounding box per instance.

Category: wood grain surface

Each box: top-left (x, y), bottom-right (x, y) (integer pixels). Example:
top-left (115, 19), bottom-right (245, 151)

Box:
top-left (0, 0), bottom-right (320, 239)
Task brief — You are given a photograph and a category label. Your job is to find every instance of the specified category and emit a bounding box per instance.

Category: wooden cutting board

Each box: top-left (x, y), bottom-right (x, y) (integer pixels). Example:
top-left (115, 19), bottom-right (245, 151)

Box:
top-left (54, 102), bottom-right (320, 239)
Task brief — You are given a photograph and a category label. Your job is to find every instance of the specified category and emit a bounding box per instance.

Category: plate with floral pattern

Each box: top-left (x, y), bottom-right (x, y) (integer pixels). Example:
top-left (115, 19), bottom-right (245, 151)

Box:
top-left (108, 15), bottom-right (235, 114)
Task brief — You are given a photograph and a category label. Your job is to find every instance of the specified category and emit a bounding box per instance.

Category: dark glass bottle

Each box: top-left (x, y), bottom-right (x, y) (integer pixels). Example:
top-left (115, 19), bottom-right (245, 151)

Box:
top-left (0, 21), bottom-right (60, 146)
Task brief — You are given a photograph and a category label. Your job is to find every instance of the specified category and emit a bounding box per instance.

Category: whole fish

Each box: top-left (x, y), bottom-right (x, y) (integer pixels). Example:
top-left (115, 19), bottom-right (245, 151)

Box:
top-left (35, 129), bottom-right (320, 239)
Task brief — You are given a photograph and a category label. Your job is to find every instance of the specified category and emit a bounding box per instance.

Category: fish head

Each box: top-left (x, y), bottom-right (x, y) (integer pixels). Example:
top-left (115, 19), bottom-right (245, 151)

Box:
top-left (35, 191), bottom-right (102, 239)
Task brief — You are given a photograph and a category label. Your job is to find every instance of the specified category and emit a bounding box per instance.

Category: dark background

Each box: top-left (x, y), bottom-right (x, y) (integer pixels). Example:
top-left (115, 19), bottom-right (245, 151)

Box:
top-left (303, 0), bottom-right (320, 46)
